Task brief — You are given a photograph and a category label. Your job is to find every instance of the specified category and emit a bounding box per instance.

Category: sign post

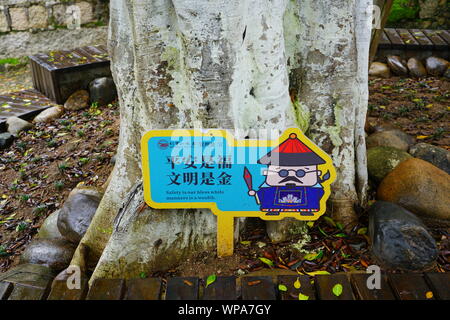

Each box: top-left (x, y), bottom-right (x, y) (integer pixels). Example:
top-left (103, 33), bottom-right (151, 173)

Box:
top-left (141, 128), bottom-right (336, 257)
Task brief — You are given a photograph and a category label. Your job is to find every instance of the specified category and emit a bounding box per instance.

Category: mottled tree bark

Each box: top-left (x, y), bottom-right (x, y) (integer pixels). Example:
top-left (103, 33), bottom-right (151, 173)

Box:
top-left (70, 0), bottom-right (372, 280)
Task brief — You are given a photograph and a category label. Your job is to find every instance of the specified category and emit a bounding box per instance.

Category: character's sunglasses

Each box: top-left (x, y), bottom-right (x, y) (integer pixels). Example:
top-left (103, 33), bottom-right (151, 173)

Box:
top-left (268, 169), bottom-right (319, 178)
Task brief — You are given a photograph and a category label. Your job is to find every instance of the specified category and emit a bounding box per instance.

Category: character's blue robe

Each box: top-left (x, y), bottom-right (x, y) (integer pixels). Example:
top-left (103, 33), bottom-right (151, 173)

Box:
top-left (256, 184), bottom-right (324, 212)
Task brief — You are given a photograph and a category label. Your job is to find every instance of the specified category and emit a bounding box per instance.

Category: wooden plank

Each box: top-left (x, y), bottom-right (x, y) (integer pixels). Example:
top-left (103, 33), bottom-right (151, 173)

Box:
top-left (379, 31), bottom-right (392, 48)
top-left (396, 29), bottom-right (420, 47)
top-left (47, 278), bottom-right (89, 300)
top-left (124, 278), bottom-right (162, 300)
top-left (409, 29), bottom-right (436, 48)
top-left (241, 276), bottom-right (276, 300)
top-left (438, 30), bottom-right (450, 45)
top-left (424, 273), bottom-right (450, 300)
top-left (277, 275), bottom-right (315, 300)
top-left (315, 274), bottom-right (355, 300)
top-left (384, 28), bottom-right (405, 49)
top-left (0, 282), bottom-right (13, 300)
top-left (8, 282), bottom-right (51, 300)
top-left (388, 274), bottom-right (434, 300)
top-left (86, 278), bottom-right (125, 300)
top-left (0, 91), bottom-right (55, 123)
top-left (166, 277), bottom-right (199, 300)
top-left (423, 29), bottom-right (448, 49)
top-left (350, 273), bottom-right (396, 300)
top-left (203, 276), bottom-right (237, 300)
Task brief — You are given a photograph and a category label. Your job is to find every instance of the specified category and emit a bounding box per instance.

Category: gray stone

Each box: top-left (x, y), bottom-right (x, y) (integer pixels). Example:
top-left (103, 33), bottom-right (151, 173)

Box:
top-left (20, 239), bottom-right (76, 272)
top-left (33, 106), bottom-right (64, 123)
top-left (57, 187), bottom-right (103, 243)
top-left (419, 0), bottom-right (440, 19)
top-left (409, 143), bottom-right (450, 174)
top-left (0, 10), bottom-right (9, 32)
top-left (0, 27), bottom-right (107, 60)
top-left (369, 201), bottom-right (438, 271)
top-left (6, 116), bottom-right (32, 136)
top-left (387, 55), bottom-right (408, 76)
top-left (366, 130), bottom-right (413, 151)
top-left (36, 210), bottom-right (63, 240)
top-left (64, 90), bottom-right (90, 111)
top-left (89, 77), bottom-right (117, 106)
top-left (425, 57), bottom-right (449, 77)
top-left (77, 1), bottom-right (94, 25)
top-left (0, 132), bottom-right (14, 150)
top-left (52, 4), bottom-right (67, 26)
top-left (367, 146), bottom-right (412, 183)
top-left (407, 57), bottom-right (427, 78)
top-left (10, 7), bottom-right (29, 31)
top-left (369, 62), bottom-right (391, 78)
top-left (28, 5), bottom-right (48, 29)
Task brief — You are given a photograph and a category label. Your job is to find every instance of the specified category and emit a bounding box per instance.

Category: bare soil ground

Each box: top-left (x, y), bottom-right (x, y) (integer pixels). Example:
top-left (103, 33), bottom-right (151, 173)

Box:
top-left (0, 67), bottom-right (448, 276)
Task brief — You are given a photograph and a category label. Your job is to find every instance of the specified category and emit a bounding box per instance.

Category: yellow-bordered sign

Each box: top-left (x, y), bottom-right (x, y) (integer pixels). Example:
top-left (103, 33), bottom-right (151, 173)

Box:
top-left (141, 128), bottom-right (336, 256)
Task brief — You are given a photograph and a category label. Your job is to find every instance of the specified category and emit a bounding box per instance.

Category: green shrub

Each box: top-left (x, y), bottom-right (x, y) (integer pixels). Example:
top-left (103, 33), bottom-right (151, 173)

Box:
top-left (388, 0), bottom-right (419, 24)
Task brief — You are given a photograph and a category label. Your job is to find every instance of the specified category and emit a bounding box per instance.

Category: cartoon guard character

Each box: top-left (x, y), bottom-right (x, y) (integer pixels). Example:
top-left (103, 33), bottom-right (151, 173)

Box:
top-left (246, 133), bottom-right (330, 216)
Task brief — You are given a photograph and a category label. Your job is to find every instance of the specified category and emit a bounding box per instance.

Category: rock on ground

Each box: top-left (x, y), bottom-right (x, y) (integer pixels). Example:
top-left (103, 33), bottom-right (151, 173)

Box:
top-left (367, 146), bottom-right (412, 183)
top-left (377, 158), bottom-right (450, 226)
top-left (36, 210), bottom-right (63, 240)
top-left (407, 57), bottom-right (427, 78)
top-left (366, 130), bottom-right (414, 151)
top-left (64, 90), bottom-right (90, 111)
top-left (0, 132), bottom-right (14, 150)
top-left (20, 239), bottom-right (76, 272)
top-left (369, 62), bottom-right (391, 78)
top-left (409, 143), bottom-right (450, 175)
top-left (369, 201), bottom-right (438, 271)
top-left (57, 187), bottom-right (103, 244)
top-left (387, 55), bottom-right (408, 76)
top-left (33, 106), bottom-right (64, 123)
top-left (89, 77), bottom-right (117, 106)
top-left (425, 57), bottom-right (449, 77)
top-left (6, 116), bottom-right (32, 136)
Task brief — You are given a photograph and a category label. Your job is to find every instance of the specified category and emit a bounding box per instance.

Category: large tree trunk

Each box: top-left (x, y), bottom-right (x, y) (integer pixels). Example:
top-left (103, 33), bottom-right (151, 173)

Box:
top-left (70, 0), bottom-right (371, 280)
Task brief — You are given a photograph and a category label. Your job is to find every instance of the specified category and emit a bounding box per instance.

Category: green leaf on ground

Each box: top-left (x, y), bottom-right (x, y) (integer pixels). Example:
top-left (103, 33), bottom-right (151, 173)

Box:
top-left (298, 293), bottom-right (310, 300)
top-left (206, 274), bottom-right (216, 288)
top-left (357, 227), bottom-right (367, 235)
top-left (332, 284), bottom-right (343, 297)
top-left (278, 284), bottom-right (287, 292)
top-left (259, 257), bottom-right (274, 267)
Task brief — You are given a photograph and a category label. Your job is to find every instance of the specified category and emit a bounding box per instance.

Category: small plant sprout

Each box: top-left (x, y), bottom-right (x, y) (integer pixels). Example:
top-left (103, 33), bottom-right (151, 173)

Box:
top-left (20, 194), bottom-right (30, 202)
top-left (77, 129), bottom-right (85, 137)
top-left (79, 157), bottom-right (90, 165)
top-left (58, 162), bottom-right (69, 171)
top-left (54, 181), bottom-right (65, 190)
top-left (15, 221), bottom-right (28, 232)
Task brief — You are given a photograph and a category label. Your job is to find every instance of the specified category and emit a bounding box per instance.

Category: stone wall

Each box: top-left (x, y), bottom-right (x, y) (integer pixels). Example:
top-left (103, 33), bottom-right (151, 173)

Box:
top-left (0, 1), bottom-right (109, 59)
top-left (0, 0), bottom-right (109, 33)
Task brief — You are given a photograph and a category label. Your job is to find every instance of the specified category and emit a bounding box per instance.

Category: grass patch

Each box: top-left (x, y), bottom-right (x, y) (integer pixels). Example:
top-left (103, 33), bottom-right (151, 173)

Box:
top-left (0, 58), bottom-right (21, 66)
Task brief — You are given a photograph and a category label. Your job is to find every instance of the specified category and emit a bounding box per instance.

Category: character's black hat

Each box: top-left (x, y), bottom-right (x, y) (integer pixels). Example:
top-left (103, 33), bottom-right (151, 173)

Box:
top-left (258, 133), bottom-right (326, 166)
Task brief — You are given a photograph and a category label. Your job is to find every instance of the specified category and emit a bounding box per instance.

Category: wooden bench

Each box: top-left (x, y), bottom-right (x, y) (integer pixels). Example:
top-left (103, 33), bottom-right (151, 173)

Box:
top-left (29, 45), bottom-right (111, 104)
top-left (376, 28), bottom-right (450, 61)
top-left (0, 89), bottom-right (59, 132)
top-left (1, 272), bottom-right (448, 300)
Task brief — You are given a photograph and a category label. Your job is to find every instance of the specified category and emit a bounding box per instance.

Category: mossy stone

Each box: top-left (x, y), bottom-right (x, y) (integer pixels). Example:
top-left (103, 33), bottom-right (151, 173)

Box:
top-left (367, 146), bottom-right (412, 183)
